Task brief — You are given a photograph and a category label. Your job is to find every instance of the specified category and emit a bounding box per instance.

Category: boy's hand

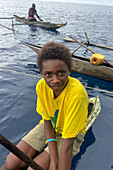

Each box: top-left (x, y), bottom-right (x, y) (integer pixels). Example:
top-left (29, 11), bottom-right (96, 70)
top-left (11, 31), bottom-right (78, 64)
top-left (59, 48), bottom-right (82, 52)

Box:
top-left (49, 161), bottom-right (58, 170)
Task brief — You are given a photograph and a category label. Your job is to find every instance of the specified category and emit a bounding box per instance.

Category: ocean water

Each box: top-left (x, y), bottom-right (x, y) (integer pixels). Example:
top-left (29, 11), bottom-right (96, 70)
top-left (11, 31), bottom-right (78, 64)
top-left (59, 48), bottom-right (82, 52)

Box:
top-left (0, 0), bottom-right (113, 169)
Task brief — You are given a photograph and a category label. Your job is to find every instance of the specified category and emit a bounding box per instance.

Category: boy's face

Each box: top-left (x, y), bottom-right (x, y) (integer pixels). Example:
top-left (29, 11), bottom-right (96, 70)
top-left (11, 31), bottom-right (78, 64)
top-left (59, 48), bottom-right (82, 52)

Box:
top-left (41, 59), bottom-right (70, 97)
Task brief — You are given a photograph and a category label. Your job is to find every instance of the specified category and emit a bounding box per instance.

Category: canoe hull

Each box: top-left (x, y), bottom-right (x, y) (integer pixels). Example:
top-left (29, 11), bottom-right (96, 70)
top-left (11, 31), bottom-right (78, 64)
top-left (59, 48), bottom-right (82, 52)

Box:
top-left (71, 55), bottom-right (113, 82)
top-left (87, 96), bottom-right (101, 132)
top-left (24, 41), bottom-right (113, 83)
top-left (14, 15), bottom-right (67, 30)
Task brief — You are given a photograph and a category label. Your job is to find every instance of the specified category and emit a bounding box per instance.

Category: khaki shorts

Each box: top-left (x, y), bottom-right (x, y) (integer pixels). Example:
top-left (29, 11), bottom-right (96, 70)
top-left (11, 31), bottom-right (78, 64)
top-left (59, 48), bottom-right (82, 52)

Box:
top-left (22, 123), bottom-right (84, 157)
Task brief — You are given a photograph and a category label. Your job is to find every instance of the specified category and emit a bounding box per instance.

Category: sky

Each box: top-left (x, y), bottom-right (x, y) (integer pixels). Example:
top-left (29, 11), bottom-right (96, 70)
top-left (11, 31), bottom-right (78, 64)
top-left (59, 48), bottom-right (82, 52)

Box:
top-left (40, 0), bottom-right (113, 6)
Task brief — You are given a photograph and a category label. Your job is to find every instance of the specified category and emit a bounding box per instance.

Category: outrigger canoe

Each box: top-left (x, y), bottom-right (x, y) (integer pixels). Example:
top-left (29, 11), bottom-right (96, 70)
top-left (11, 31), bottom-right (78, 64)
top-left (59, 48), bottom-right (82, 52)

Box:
top-left (13, 15), bottom-right (67, 30)
top-left (23, 41), bottom-right (113, 83)
top-left (0, 96), bottom-right (101, 169)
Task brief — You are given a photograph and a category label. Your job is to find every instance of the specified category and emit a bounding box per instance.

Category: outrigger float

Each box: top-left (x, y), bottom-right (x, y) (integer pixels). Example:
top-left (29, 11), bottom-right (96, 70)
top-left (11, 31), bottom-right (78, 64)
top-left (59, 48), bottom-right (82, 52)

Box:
top-left (0, 96), bottom-right (101, 169)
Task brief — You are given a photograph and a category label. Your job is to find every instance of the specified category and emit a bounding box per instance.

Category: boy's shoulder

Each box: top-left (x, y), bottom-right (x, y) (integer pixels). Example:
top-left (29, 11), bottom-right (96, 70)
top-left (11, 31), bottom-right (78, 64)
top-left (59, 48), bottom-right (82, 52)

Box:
top-left (68, 76), bottom-right (82, 86)
top-left (68, 76), bottom-right (87, 97)
top-left (36, 78), bottom-right (45, 89)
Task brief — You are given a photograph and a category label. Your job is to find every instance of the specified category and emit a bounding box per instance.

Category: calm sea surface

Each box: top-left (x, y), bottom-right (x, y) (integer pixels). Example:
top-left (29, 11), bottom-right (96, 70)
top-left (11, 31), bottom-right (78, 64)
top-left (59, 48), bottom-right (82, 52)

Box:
top-left (0, 0), bottom-right (113, 169)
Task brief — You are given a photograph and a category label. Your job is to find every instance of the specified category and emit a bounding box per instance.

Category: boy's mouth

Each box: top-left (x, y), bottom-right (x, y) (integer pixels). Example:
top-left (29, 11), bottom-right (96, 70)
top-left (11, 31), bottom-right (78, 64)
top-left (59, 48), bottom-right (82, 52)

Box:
top-left (51, 83), bottom-right (65, 91)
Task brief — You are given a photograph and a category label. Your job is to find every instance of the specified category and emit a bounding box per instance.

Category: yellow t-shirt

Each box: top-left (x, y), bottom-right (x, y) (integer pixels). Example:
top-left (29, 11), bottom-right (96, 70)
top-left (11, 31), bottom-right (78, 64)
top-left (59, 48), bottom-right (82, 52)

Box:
top-left (36, 76), bottom-right (89, 139)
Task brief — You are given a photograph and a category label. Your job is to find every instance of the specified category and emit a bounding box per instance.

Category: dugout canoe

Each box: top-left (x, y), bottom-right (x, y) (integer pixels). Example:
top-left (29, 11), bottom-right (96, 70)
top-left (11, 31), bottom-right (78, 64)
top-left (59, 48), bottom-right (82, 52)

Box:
top-left (13, 15), bottom-right (67, 30)
top-left (24, 41), bottom-right (113, 83)
top-left (0, 96), bottom-right (101, 170)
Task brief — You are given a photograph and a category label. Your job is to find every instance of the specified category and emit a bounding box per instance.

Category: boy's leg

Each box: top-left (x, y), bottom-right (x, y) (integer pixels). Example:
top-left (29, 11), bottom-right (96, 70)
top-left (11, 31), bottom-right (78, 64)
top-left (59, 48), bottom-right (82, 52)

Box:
top-left (5, 140), bottom-right (38, 169)
top-left (5, 124), bottom-right (46, 169)
top-left (28, 150), bottom-right (50, 170)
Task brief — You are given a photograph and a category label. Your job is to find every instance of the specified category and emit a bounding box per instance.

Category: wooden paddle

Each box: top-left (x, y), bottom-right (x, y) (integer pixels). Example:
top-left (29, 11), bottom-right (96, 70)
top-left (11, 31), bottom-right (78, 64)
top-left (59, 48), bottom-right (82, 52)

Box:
top-left (0, 134), bottom-right (43, 170)
top-left (69, 35), bottom-right (113, 67)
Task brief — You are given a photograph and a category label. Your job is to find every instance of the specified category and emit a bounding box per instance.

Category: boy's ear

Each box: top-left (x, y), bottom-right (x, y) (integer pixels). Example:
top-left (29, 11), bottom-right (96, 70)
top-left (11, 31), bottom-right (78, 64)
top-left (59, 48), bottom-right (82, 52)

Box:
top-left (40, 71), bottom-right (43, 76)
top-left (69, 68), bottom-right (71, 74)
top-left (40, 71), bottom-right (44, 78)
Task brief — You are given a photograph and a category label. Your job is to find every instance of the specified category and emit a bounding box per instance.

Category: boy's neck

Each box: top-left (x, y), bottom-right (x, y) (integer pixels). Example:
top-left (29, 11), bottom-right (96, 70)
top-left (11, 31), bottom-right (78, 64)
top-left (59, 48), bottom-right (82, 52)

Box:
top-left (53, 79), bottom-right (69, 99)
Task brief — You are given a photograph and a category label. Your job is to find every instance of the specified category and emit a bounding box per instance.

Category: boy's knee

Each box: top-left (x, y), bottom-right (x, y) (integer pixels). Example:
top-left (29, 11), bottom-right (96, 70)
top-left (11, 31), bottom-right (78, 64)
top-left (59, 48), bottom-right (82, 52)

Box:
top-left (5, 153), bottom-right (27, 170)
top-left (5, 153), bottom-right (21, 170)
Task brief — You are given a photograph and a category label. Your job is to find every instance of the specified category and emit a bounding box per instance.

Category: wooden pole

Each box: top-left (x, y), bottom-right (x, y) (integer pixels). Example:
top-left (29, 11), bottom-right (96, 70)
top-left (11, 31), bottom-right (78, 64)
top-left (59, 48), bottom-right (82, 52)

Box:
top-left (0, 24), bottom-right (15, 31)
top-left (11, 18), bottom-right (14, 32)
top-left (69, 35), bottom-right (113, 67)
top-left (69, 35), bottom-right (95, 54)
top-left (63, 37), bottom-right (113, 50)
top-left (12, 23), bottom-right (28, 26)
top-left (72, 40), bottom-right (88, 55)
top-left (0, 134), bottom-right (43, 170)
top-left (85, 32), bottom-right (90, 44)
top-left (84, 32), bottom-right (113, 50)
top-left (89, 42), bottom-right (113, 50)
top-left (0, 17), bottom-right (14, 19)
top-left (0, 23), bottom-right (21, 34)
top-left (0, 24), bottom-right (15, 32)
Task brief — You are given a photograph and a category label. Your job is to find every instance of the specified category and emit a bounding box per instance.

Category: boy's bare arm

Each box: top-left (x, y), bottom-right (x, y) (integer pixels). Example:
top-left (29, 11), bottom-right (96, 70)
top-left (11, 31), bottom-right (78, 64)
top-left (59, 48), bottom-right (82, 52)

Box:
top-left (58, 138), bottom-right (74, 170)
top-left (44, 120), bottom-right (58, 170)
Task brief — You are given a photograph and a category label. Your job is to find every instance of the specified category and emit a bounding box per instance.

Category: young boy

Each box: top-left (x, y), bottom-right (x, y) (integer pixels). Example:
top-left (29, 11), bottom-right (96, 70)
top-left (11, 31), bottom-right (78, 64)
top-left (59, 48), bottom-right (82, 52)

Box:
top-left (5, 42), bottom-right (89, 170)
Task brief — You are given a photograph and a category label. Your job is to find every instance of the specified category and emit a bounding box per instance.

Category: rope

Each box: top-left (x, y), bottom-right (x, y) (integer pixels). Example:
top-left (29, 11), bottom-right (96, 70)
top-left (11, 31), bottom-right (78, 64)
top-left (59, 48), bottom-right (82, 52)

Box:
top-left (0, 68), bottom-right (41, 79)
top-left (0, 68), bottom-right (113, 94)
top-left (86, 86), bottom-right (113, 94)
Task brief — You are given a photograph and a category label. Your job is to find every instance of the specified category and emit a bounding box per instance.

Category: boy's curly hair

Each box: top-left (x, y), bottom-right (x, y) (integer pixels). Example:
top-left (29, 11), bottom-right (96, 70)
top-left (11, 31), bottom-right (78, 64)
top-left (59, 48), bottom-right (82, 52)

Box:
top-left (37, 41), bottom-right (72, 72)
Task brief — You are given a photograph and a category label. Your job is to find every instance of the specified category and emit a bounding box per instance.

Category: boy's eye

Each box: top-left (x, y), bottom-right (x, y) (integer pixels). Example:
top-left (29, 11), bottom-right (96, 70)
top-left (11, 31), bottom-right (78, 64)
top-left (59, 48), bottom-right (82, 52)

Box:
top-left (45, 72), bottom-right (52, 77)
top-left (58, 71), bottom-right (65, 76)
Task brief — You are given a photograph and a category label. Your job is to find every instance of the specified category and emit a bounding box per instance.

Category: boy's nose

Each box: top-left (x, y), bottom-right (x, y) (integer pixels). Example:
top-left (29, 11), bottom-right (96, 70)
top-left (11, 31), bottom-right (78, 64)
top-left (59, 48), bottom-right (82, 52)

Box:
top-left (52, 75), bottom-right (60, 83)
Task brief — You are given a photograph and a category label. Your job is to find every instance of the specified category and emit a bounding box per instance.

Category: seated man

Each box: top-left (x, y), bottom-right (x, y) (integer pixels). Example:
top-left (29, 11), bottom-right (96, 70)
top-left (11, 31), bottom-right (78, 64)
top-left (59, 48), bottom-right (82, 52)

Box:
top-left (28, 3), bottom-right (43, 21)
